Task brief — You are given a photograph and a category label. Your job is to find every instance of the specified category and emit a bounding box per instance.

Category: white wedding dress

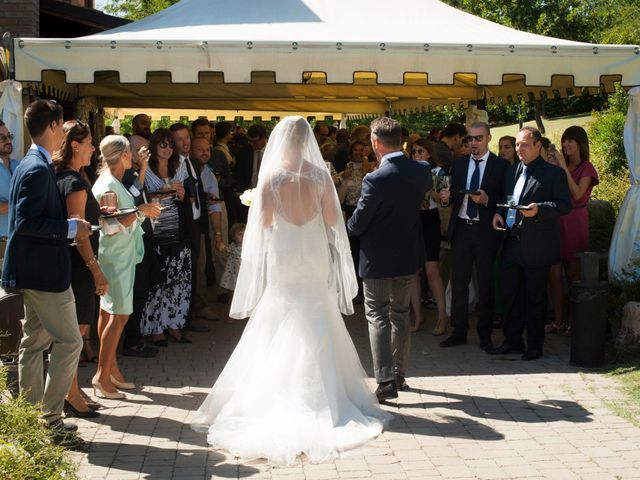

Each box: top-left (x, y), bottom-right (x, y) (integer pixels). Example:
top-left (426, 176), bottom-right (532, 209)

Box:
top-left (191, 129), bottom-right (391, 465)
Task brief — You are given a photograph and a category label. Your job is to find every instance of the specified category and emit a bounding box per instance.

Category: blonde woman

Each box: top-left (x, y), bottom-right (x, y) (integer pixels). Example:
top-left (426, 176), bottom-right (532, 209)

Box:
top-left (91, 135), bottom-right (160, 398)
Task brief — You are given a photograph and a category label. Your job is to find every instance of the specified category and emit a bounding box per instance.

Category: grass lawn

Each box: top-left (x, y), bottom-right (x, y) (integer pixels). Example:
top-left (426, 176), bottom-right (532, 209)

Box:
top-left (489, 114), bottom-right (593, 152)
top-left (603, 350), bottom-right (640, 427)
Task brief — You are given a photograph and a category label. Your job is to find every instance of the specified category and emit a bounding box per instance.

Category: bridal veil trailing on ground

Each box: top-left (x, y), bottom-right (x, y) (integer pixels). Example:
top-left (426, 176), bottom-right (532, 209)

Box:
top-left (191, 116), bottom-right (392, 465)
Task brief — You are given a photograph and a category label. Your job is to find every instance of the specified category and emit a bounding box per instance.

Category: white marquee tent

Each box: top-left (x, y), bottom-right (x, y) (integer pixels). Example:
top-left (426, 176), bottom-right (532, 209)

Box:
top-left (11, 0), bottom-right (640, 114)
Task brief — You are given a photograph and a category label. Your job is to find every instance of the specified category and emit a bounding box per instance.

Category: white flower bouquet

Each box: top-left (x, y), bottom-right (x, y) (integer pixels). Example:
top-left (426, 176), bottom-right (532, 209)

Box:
top-left (240, 188), bottom-right (256, 207)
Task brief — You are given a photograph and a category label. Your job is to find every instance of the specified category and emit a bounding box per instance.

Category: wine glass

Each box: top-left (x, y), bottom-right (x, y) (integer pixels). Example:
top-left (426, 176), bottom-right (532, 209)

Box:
top-left (150, 197), bottom-right (161, 228)
top-left (440, 176), bottom-right (451, 207)
top-left (101, 191), bottom-right (118, 214)
top-left (69, 214), bottom-right (81, 246)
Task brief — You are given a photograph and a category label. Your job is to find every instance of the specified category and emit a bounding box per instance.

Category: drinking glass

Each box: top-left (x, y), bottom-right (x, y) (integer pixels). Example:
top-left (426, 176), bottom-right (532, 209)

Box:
top-left (70, 214), bottom-right (81, 246)
top-left (506, 195), bottom-right (517, 207)
top-left (101, 191), bottom-right (118, 213)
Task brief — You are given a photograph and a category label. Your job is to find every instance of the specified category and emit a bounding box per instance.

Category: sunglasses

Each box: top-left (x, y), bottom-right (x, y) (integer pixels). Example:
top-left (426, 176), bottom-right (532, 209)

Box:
top-left (74, 119), bottom-right (87, 129)
top-left (411, 148), bottom-right (427, 155)
top-left (159, 141), bottom-right (175, 149)
top-left (0, 133), bottom-right (14, 142)
top-left (465, 135), bottom-right (484, 142)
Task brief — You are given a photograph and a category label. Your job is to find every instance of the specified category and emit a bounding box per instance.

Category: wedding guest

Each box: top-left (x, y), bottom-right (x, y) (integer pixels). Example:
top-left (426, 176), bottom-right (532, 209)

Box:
top-left (0, 121), bottom-right (19, 255)
top-left (454, 135), bottom-right (471, 157)
top-left (92, 135), bottom-right (160, 398)
top-left (211, 121), bottom-right (237, 225)
top-left (55, 120), bottom-right (108, 417)
top-left (409, 138), bottom-right (448, 335)
top-left (141, 129), bottom-right (192, 345)
top-left (546, 126), bottom-right (599, 334)
top-left (219, 222), bottom-right (245, 322)
top-left (129, 113), bottom-right (151, 166)
top-left (435, 123), bottom-right (467, 173)
top-left (2, 100), bottom-right (92, 448)
top-left (499, 135), bottom-right (517, 164)
top-left (192, 117), bottom-right (212, 144)
top-left (234, 123), bottom-right (267, 223)
top-left (313, 121), bottom-right (330, 146)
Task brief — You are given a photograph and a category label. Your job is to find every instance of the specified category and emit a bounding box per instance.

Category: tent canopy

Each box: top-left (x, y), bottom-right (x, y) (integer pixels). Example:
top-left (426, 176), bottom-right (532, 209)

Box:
top-left (13, 0), bottom-right (640, 113)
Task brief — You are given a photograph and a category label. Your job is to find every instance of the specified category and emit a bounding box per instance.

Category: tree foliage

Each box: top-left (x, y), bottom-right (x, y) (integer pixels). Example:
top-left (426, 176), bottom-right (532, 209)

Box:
top-left (104, 0), bottom-right (180, 21)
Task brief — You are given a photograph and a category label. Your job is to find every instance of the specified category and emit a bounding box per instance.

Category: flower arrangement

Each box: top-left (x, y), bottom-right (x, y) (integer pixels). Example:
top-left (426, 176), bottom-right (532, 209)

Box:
top-left (240, 188), bottom-right (256, 207)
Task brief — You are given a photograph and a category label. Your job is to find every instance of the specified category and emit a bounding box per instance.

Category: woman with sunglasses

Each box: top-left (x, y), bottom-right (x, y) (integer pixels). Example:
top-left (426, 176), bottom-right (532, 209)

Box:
top-left (410, 138), bottom-right (448, 335)
top-left (54, 120), bottom-right (107, 416)
top-left (91, 135), bottom-right (161, 399)
top-left (140, 128), bottom-right (192, 346)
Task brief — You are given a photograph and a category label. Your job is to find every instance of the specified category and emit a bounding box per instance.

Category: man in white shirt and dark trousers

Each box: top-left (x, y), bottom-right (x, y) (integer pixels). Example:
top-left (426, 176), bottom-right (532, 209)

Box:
top-left (439, 122), bottom-right (508, 352)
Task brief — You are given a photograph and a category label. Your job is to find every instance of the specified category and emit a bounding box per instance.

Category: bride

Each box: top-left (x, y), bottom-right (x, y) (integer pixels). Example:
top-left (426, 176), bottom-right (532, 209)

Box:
top-left (191, 116), bottom-right (391, 465)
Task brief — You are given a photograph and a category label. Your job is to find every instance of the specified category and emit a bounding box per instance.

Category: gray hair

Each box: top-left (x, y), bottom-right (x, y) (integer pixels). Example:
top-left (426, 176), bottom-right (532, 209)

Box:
top-left (370, 117), bottom-right (402, 148)
top-left (99, 135), bottom-right (130, 168)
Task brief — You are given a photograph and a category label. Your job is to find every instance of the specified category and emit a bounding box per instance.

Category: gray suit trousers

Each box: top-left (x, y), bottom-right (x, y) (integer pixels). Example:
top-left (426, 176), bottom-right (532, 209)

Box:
top-left (19, 287), bottom-right (82, 424)
top-left (363, 275), bottom-right (413, 384)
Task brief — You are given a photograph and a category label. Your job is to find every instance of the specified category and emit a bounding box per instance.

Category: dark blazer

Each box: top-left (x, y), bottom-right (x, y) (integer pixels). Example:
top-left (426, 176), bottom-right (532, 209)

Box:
top-left (233, 144), bottom-right (254, 192)
top-left (500, 157), bottom-right (572, 266)
top-left (1, 148), bottom-right (71, 291)
top-left (347, 154), bottom-right (431, 279)
top-left (447, 152), bottom-right (509, 243)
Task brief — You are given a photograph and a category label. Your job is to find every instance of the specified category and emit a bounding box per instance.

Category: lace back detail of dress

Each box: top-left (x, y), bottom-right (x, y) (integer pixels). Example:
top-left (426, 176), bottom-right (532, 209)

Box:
top-left (270, 165), bottom-right (326, 226)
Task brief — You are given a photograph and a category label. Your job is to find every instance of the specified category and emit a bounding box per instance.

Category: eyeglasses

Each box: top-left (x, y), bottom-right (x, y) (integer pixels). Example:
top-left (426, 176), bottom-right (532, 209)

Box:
top-left (411, 148), bottom-right (427, 155)
top-left (0, 133), bottom-right (14, 142)
top-left (159, 141), bottom-right (174, 149)
top-left (74, 119), bottom-right (87, 129)
top-left (466, 135), bottom-right (485, 142)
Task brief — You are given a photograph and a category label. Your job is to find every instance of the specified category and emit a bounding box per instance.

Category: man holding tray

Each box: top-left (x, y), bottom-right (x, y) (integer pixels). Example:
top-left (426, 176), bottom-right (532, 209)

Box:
top-left (439, 122), bottom-right (508, 352)
top-left (490, 126), bottom-right (571, 360)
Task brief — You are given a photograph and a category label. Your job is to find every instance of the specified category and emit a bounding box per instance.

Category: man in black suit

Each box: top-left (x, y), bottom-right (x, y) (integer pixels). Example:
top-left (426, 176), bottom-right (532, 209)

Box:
top-left (1, 100), bottom-right (92, 445)
top-left (491, 126), bottom-right (571, 360)
top-left (347, 117), bottom-right (430, 402)
top-left (440, 122), bottom-right (508, 352)
top-left (234, 124), bottom-right (267, 223)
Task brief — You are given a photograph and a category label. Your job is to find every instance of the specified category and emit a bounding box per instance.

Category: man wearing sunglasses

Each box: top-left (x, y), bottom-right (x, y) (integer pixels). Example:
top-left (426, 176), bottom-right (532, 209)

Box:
top-left (439, 122), bottom-right (508, 353)
top-left (0, 121), bottom-right (20, 253)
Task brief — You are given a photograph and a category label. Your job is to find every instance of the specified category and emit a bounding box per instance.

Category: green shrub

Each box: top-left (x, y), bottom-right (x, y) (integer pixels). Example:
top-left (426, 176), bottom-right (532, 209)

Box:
top-left (0, 368), bottom-right (78, 480)
top-left (588, 199), bottom-right (616, 253)
top-left (590, 109), bottom-right (628, 176)
top-left (608, 260), bottom-right (640, 328)
top-left (591, 170), bottom-right (629, 216)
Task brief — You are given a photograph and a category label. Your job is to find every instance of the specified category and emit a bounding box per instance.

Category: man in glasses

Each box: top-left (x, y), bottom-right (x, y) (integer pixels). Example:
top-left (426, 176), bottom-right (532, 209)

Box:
top-left (0, 121), bottom-right (19, 252)
top-left (439, 122), bottom-right (508, 353)
top-left (2, 100), bottom-right (92, 449)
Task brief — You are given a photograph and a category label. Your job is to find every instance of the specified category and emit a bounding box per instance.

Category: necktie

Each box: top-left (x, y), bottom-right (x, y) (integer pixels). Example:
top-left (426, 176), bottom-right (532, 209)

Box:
top-left (465, 158), bottom-right (482, 219)
top-left (506, 165), bottom-right (528, 228)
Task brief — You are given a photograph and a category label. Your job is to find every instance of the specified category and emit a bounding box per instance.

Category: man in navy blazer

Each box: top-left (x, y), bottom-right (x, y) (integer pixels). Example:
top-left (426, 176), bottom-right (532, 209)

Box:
top-left (1, 100), bottom-right (91, 444)
top-left (348, 117), bottom-right (430, 402)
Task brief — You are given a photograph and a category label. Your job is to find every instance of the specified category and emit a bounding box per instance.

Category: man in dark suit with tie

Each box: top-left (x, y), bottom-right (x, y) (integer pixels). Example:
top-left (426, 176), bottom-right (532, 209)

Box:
top-left (348, 117), bottom-right (430, 402)
top-left (440, 122), bottom-right (509, 351)
top-left (1, 100), bottom-right (92, 446)
top-left (491, 126), bottom-right (571, 360)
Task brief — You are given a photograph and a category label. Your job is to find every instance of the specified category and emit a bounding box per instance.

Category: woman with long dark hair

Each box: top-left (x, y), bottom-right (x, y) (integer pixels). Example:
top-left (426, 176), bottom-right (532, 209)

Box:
top-left (54, 120), bottom-right (107, 416)
top-left (546, 126), bottom-right (599, 334)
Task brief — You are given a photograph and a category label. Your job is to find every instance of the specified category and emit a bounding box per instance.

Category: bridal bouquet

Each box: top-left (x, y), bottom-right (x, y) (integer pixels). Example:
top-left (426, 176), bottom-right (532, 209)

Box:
top-left (240, 188), bottom-right (256, 207)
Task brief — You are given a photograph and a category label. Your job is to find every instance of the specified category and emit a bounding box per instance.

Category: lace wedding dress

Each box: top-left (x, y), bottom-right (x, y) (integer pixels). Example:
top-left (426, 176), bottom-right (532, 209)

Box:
top-left (191, 117), bottom-right (391, 465)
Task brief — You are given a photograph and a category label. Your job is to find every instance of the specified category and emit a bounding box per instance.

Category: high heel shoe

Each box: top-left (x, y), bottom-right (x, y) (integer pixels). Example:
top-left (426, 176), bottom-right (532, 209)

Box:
top-left (92, 377), bottom-right (126, 399)
top-left (110, 375), bottom-right (136, 390)
top-left (432, 317), bottom-right (448, 336)
top-left (64, 399), bottom-right (100, 418)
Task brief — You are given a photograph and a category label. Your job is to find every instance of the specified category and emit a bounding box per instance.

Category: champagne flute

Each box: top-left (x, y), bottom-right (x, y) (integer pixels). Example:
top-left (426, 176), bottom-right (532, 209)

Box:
top-left (150, 197), bottom-right (161, 228)
top-left (70, 214), bottom-right (81, 246)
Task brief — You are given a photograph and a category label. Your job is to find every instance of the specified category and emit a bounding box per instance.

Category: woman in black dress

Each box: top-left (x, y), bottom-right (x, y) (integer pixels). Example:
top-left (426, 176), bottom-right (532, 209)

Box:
top-left (55, 120), bottom-right (109, 417)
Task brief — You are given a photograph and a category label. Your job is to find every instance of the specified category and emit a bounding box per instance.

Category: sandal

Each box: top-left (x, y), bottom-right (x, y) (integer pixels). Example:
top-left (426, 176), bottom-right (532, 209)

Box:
top-left (544, 322), bottom-right (568, 334)
top-left (432, 317), bottom-right (448, 336)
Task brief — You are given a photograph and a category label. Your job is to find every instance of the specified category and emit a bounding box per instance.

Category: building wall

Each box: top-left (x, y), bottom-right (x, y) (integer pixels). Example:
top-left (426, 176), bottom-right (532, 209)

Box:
top-left (1, 0), bottom-right (40, 37)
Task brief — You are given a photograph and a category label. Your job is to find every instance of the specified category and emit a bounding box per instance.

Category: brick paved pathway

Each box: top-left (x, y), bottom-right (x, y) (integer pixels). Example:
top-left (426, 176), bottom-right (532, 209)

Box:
top-left (72, 305), bottom-right (640, 479)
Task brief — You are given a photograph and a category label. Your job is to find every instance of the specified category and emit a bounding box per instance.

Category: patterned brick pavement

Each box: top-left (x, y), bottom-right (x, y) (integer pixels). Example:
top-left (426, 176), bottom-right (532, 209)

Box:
top-left (71, 305), bottom-right (640, 479)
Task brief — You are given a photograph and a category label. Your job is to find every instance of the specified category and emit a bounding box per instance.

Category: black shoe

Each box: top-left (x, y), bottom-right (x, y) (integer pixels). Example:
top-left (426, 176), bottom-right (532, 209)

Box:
top-left (168, 334), bottom-right (192, 344)
top-left (122, 344), bottom-right (159, 358)
top-left (489, 343), bottom-right (525, 355)
top-left (522, 350), bottom-right (542, 360)
top-left (64, 400), bottom-right (100, 419)
top-left (217, 293), bottom-right (230, 304)
top-left (439, 335), bottom-right (467, 348)
top-left (375, 381), bottom-right (398, 402)
top-left (153, 339), bottom-right (169, 347)
top-left (479, 338), bottom-right (494, 352)
top-left (184, 322), bottom-right (210, 333)
top-left (396, 376), bottom-right (410, 391)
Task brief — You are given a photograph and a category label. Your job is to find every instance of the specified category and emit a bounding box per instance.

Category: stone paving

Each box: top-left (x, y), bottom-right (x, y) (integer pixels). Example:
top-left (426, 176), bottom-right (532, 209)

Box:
top-left (71, 304), bottom-right (640, 479)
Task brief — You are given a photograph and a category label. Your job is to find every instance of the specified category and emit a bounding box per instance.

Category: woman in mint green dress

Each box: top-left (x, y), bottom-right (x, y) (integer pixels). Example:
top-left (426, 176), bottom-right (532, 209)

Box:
top-left (91, 136), bottom-right (160, 399)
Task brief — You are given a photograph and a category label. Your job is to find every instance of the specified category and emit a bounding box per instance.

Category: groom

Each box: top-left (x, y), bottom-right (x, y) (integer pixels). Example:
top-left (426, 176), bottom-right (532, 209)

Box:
top-left (347, 117), bottom-right (431, 402)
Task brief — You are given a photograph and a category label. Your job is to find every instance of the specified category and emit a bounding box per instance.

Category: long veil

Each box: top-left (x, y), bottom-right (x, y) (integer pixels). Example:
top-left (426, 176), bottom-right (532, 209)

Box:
top-left (229, 116), bottom-right (358, 318)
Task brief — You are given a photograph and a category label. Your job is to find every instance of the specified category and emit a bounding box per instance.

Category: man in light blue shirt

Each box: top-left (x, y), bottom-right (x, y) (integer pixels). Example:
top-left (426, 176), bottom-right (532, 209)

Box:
top-left (0, 120), bottom-right (20, 240)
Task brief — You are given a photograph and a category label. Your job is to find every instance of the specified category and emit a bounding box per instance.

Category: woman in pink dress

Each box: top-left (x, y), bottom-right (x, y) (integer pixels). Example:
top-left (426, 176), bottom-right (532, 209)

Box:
top-left (546, 126), bottom-right (599, 334)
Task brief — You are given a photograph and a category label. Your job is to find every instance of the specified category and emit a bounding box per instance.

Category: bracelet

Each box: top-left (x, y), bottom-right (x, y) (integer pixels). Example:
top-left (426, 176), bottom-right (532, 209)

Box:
top-left (85, 256), bottom-right (98, 268)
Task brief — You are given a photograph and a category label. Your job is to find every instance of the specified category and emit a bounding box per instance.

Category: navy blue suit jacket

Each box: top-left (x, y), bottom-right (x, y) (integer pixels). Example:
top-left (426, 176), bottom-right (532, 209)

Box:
top-left (347, 154), bottom-right (431, 279)
top-left (1, 148), bottom-right (71, 291)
